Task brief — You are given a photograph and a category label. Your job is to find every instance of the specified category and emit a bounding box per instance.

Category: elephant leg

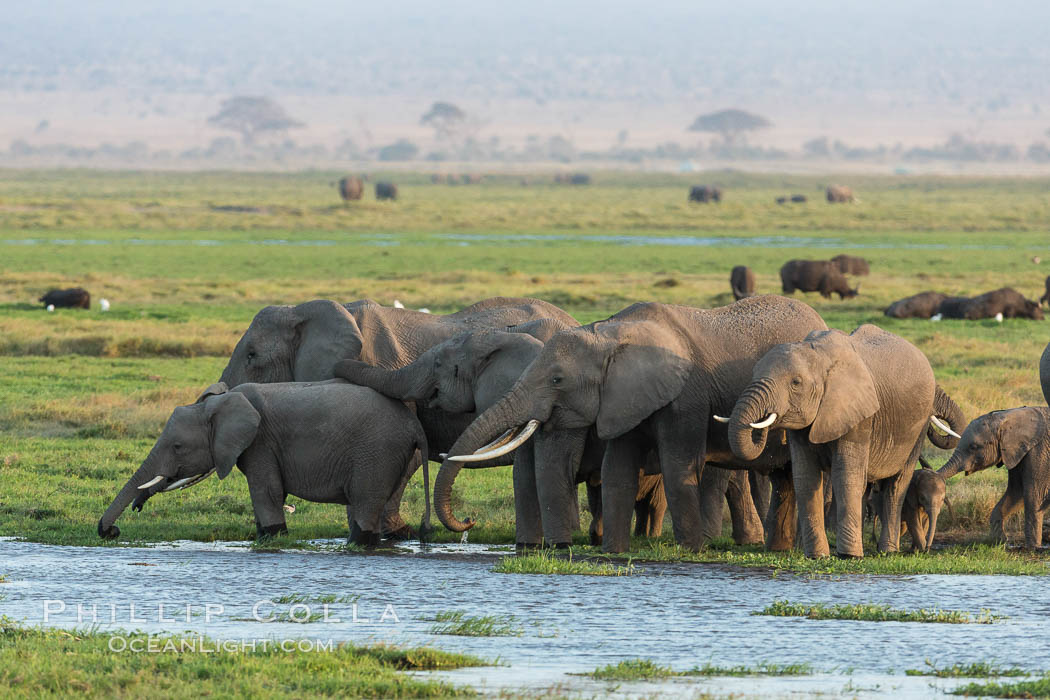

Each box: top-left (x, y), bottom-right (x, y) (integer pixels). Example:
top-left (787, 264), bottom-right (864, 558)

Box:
top-left (990, 469), bottom-right (1023, 543)
top-left (534, 429), bottom-right (586, 547)
top-left (697, 466), bottom-right (729, 544)
top-left (765, 468), bottom-right (796, 551)
top-left (646, 477), bottom-right (667, 537)
top-left (1023, 474), bottom-right (1043, 549)
top-left (633, 487), bottom-right (650, 537)
top-left (587, 481), bottom-right (603, 545)
top-left (380, 450), bottom-right (419, 539)
top-left (789, 439), bottom-right (829, 558)
top-left (749, 471), bottom-right (771, 532)
top-left (600, 434), bottom-right (647, 553)
top-left (725, 470), bottom-right (764, 545)
top-left (903, 504), bottom-right (925, 553)
top-left (653, 423), bottom-right (707, 552)
top-left (245, 463), bottom-right (287, 538)
top-left (830, 432), bottom-right (874, 558)
top-left (823, 479), bottom-right (837, 534)
top-left (876, 468), bottom-right (912, 555)
top-left (512, 448), bottom-right (543, 548)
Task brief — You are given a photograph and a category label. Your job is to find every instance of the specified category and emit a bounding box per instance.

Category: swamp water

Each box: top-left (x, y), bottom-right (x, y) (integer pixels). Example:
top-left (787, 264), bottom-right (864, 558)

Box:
top-left (2, 537), bottom-right (1048, 698)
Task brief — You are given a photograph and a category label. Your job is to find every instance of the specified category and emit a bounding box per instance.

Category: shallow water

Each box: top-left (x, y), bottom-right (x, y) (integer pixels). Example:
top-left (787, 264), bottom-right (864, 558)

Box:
top-left (2, 537), bottom-right (1047, 697)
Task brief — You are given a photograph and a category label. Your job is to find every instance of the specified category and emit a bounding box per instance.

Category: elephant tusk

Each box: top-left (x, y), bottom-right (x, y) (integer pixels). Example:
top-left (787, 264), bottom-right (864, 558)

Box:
top-left (446, 420), bottom-right (541, 463)
top-left (473, 428), bottom-right (518, 455)
top-left (162, 469), bottom-right (215, 492)
top-left (929, 415), bottom-right (961, 439)
top-left (138, 475), bottom-right (165, 490)
top-left (749, 413), bottom-right (778, 429)
top-left (712, 415), bottom-right (730, 423)
top-left (162, 477), bottom-right (196, 492)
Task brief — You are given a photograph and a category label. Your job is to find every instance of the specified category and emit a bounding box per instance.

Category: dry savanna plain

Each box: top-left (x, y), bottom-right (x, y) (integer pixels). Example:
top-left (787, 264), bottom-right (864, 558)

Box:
top-left (5, 170), bottom-right (1050, 697)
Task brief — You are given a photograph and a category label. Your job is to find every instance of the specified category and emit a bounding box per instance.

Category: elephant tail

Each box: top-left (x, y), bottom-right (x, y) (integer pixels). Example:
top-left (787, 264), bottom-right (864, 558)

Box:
top-left (927, 385), bottom-right (965, 450)
top-left (416, 428), bottom-right (431, 544)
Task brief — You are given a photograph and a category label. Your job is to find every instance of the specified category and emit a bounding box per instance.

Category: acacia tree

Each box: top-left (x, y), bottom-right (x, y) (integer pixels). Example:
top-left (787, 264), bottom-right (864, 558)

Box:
top-left (207, 97), bottom-right (303, 145)
top-left (688, 109), bottom-right (772, 145)
top-left (420, 102), bottom-right (483, 155)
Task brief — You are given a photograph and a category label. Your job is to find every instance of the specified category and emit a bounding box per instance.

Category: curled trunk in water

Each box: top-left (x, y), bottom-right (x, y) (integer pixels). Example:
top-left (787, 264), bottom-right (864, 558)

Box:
top-left (98, 451), bottom-right (161, 538)
top-left (434, 383), bottom-right (534, 532)
top-left (927, 385), bottom-right (965, 450)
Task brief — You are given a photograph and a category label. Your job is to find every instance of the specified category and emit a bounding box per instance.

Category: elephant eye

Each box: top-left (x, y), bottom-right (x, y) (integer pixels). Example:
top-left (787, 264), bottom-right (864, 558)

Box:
top-left (173, 443), bottom-right (183, 452)
top-left (552, 376), bottom-right (563, 386)
top-left (791, 376), bottom-right (802, 387)
top-left (434, 359), bottom-right (442, 369)
top-left (246, 351), bottom-right (256, 362)
top-left (453, 364), bottom-right (459, 378)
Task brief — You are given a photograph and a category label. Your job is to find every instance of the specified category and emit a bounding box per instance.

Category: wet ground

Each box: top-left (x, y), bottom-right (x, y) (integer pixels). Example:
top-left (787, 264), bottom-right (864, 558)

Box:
top-left (2, 537), bottom-right (1047, 697)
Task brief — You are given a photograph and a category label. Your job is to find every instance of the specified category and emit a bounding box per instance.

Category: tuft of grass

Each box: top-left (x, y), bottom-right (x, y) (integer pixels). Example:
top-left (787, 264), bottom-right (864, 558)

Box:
top-left (427, 611), bottom-right (523, 638)
top-left (755, 600), bottom-right (1004, 624)
top-left (951, 677), bottom-right (1050, 697)
top-left (588, 659), bottom-right (675, 681)
top-left (0, 617), bottom-right (483, 697)
top-left (683, 662), bottom-right (813, 677)
top-left (906, 661), bottom-right (1029, 677)
top-left (492, 550), bottom-right (640, 576)
top-left (585, 659), bottom-right (812, 681)
top-left (271, 593), bottom-right (360, 605)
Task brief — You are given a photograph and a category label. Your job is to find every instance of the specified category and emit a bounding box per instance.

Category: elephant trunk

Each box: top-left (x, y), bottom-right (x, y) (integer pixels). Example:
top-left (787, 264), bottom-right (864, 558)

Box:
top-left (924, 501), bottom-right (941, 552)
top-left (435, 383), bottom-right (537, 532)
top-left (333, 358), bottom-right (432, 402)
top-left (927, 385), bottom-right (965, 450)
top-left (98, 449), bottom-right (164, 539)
top-left (937, 451), bottom-right (966, 479)
top-left (728, 379), bottom-right (778, 462)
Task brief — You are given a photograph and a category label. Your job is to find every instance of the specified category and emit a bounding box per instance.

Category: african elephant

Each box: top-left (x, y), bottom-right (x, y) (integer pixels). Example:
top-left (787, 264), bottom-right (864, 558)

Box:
top-left (1040, 276), bottom-right (1050, 307)
top-left (39, 287), bottom-right (90, 309)
top-left (218, 297), bottom-right (577, 538)
top-left (826, 185), bottom-right (854, 203)
top-left (726, 325), bottom-right (965, 558)
top-left (939, 407), bottom-right (1050, 549)
top-left (938, 288), bottom-right (1044, 320)
top-left (338, 176), bottom-right (363, 201)
top-left (98, 381), bottom-right (429, 545)
top-left (375, 182), bottom-right (398, 200)
top-left (730, 266), bottom-right (756, 301)
top-left (334, 319), bottom-right (680, 547)
top-left (779, 260), bottom-right (858, 300)
top-left (1041, 343), bottom-right (1050, 406)
top-left (440, 296), bottom-right (829, 553)
top-left (830, 254), bottom-right (870, 276)
top-left (689, 185), bottom-right (722, 203)
top-left (884, 292), bottom-right (947, 319)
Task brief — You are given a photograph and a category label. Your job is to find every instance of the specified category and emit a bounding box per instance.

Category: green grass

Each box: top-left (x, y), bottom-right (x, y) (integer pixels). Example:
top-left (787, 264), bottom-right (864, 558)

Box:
top-left (270, 593), bottom-right (361, 605)
top-left (951, 677), bottom-right (1050, 697)
top-left (755, 600), bottom-right (1004, 624)
top-left (0, 617), bottom-right (484, 698)
top-left (905, 661), bottom-right (1030, 678)
top-left (2, 169), bottom-right (1049, 565)
top-left (491, 550), bottom-right (640, 576)
top-left (585, 658), bottom-right (813, 681)
top-left (426, 611), bottom-right (523, 637)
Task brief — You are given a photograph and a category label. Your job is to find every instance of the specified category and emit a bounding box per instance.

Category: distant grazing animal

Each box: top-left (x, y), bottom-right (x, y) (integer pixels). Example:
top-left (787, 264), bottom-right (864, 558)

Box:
top-left (554, 173), bottom-right (591, 185)
top-left (40, 287), bottom-right (90, 309)
top-left (884, 291), bottom-right (947, 319)
top-left (338, 176), bottom-right (364, 202)
top-left (689, 185), bottom-right (722, 203)
top-left (775, 196), bottom-right (787, 205)
top-left (779, 260), bottom-right (859, 299)
top-left (938, 288), bottom-right (1043, 320)
top-left (375, 182), bottom-right (398, 201)
top-left (826, 185), bottom-right (854, 203)
top-left (830, 254), bottom-right (870, 276)
top-left (791, 194), bottom-right (807, 203)
top-left (730, 266), bottom-right (756, 301)
top-left (1040, 276), bottom-right (1050, 306)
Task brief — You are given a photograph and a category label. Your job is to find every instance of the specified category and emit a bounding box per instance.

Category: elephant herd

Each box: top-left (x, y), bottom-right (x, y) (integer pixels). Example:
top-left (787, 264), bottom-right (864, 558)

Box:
top-left (110, 292), bottom-right (1050, 559)
top-left (885, 287), bottom-right (1045, 321)
top-left (730, 255), bottom-right (868, 302)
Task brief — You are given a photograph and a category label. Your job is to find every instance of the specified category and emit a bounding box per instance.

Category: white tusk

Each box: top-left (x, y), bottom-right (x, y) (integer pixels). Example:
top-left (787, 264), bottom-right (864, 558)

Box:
top-left (283, 504), bottom-right (296, 514)
top-left (138, 475), bottom-right (165, 490)
top-left (163, 477), bottom-right (196, 492)
top-left (438, 453), bottom-right (448, 460)
top-left (749, 413), bottom-right (778, 429)
top-left (473, 428), bottom-right (517, 454)
top-left (712, 415), bottom-right (730, 423)
top-left (446, 420), bottom-right (540, 463)
top-left (930, 415), bottom-right (962, 439)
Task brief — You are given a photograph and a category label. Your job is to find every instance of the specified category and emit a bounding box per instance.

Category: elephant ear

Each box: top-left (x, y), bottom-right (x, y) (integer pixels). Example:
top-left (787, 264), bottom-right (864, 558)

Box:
top-left (596, 325), bottom-right (690, 440)
top-left (809, 342), bottom-right (880, 444)
top-left (999, 409), bottom-right (1042, 469)
top-left (195, 382), bottom-right (229, 403)
top-left (204, 392), bottom-right (261, 478)
top-left (470, 332), bottom-right (545, 409)
top-left (292, 300), bottom-right (364, 381)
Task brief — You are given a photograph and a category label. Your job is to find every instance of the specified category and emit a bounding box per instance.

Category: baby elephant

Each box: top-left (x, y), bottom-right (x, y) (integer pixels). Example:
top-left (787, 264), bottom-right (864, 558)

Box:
top-left (939, 407), bottom-right (1050, 549)
top-left (98, 380), bottom-right (429, 544)
top-left (730, 266), bottom-right (756, 301)
top-left (901, 468), bottom-right (949, 552)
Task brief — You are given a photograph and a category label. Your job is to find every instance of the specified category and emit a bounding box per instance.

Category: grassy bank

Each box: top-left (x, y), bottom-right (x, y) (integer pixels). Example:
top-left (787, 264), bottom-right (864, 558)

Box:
top-left (754, 600), bottom-right (1003, 624)
top-left (0, 617), bottom-right (483, 698)
top-left (585, 658), bottom-right (813, 681)
top-left (2, 169), bottom-right (1049, 564)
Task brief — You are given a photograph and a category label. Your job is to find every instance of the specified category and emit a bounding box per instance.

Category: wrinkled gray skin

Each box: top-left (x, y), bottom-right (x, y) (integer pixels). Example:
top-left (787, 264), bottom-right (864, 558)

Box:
top-left (1041, 342), bottom-right (1050, 406)
top-left (730, 266), bottom-right (756, 301)
top-left (1040, 276), bottom-right (1050, 307)
top-left (779, 260), bottom-right (858, 300)
top-left (436, 296), bottom-right (828, 553)
top-left (870, 468), bottom-right (948, 552)
top-left (939, 407), bottom-right (1050, 549)
top-left (728, 326), bottom-right (965, 558)
top-left (884, 291), bottom-right (947, 319)
top-left (98, 381), bottom-right (428, 544)
top-left (334, 318), bottom-right (676, 547)
top-left (218, 297), bottom-right (577, 538)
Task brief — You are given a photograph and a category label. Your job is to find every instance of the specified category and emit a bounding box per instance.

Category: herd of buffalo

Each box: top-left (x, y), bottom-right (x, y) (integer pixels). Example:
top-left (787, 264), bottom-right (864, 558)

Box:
top-left (85, 279), bottom-right (1050, 557)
